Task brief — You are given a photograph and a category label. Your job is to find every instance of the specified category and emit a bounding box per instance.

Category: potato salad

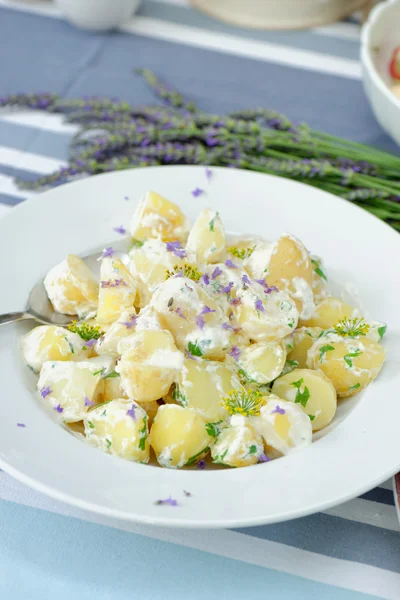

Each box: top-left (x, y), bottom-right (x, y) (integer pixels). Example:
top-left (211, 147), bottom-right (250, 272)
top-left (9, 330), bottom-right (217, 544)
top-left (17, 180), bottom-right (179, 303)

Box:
top-left (21, 190), bottom-right (387, 469)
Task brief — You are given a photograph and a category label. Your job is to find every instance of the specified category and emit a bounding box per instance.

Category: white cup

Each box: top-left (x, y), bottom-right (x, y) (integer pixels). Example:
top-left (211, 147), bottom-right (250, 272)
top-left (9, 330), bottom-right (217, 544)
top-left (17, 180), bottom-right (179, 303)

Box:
top-left (55, 0), bottom-right (141, 31)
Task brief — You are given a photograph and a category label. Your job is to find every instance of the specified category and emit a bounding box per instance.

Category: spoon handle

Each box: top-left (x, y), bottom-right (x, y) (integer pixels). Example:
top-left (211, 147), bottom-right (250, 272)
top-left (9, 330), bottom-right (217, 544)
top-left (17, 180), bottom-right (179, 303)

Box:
top-left (0, 312), bottom-right (32, 326)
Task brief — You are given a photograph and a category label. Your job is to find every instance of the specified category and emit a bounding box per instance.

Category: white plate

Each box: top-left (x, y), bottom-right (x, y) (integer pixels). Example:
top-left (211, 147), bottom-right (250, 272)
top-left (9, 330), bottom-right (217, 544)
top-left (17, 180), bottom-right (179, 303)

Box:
top-left (0, 166), bottom-right (399, 528)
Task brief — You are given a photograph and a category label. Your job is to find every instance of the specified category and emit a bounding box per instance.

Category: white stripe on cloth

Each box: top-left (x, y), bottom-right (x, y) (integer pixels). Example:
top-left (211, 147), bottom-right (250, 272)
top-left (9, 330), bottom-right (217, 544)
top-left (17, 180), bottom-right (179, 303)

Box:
top-left (121, 17), bottom-right (362, 79)
top-left (0, 174), bottom-right (36, 200)
top-left (0, 473), bottom-right (399, 600)
top-left (0, 146), bottom-right (66, 174)
top-left (313, 22), bottom-right (361, 41)
top-left (0, 111), bottom-right (78, 135)
top-left (325, 498), bottom-right (399, 533)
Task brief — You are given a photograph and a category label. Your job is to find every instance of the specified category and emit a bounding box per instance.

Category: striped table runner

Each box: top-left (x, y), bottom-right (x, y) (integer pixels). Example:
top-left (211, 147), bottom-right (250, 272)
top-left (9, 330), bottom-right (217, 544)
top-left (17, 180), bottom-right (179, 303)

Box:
top-left (0, 2), bottom-right (398, 599)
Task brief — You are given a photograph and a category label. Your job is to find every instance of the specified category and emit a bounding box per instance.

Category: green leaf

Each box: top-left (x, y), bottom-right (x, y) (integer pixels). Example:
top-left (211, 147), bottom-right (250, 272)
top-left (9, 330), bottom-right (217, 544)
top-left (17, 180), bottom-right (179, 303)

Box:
top-left (188, 341), bottom-right (203, 357)
top-left (311, 259), bottom-right (327, 281)
top-left (286, 359), bottom-right (299, 368)
top-left (377, 324), bottom-right (387, 340)
top-left (248, 444), bottom-right (258, 455)
top-left (131, 238), bottom-right (144, 248)
top-left (106, 438), bottom-right (112, 449)
top-left (309, 414), bottom-right (316, 421)
top-left (319, 344), bottom-right (335, 362)
top-left (101, 410), bottom-right (107, 417)
top-left (185, 446), bottom-right (209, 467)
top-left (349, 383), bottom-right (361, 391)
top-left (88, 421), bottom-right (95, 429)
top-left (172, 384), bottom-right (188, 407)
top-left (205, 421), bottom-right (223, 437)
top-left (291, 378), bottom-right (310, 407)
top-left (138, 415), bottom-right (148, 451)
top-left (213, 447), bottom-right (229, 465)
top-left (103, 370), bottom-right (120, 379)
top-left (209, 212), bottom-right (218, 232)
top-left (93, 368), bottom-right (106, 377)
top-left (64, 336), bottom-right (75, 354)
top-left (344, 349), bottom-right (362, 368)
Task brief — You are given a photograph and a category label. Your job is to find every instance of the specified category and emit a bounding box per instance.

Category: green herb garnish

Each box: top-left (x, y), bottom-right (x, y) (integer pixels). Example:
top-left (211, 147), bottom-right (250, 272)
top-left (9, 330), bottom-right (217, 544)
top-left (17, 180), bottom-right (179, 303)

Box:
top-left (377, 324), bottom-right (387, 340)
top-left (319, 344), bottom-right (335, 362)
top-left (64, 336), bottom-right (75, 354)
top-left (222, 389), bottom-right (265, 417)
top-left (138, 415), bottom-right (148, 451)
top-left (349, 383), bottom-right (361, 391)
top-left (334, 318), bottom-right (369, 338)
top-left (344, 349), bottom-right (362, 368)
top-left (93, 368), bottom-right (106, 377)
top-left (205, 421), bottom-right (223, 438)
top-left (88, 421), bottom-right (95, 429)
top-left (291, 378), bottom-right (310, 407)
top-left (248, 444), bottom-right (258, 455)
top-left (131, 238), bottom-right (144, 248)
top-left (185, 446), bottom-right (209, 467)
top-left (188, 341), bottom-right (203, 357)
top-left (229, 246), bottom-right (255, 260)
top-left (166, 263), bottom-right (202, 282)
top-left (311, 258), bottom-right (327, 281)
top-left (103, 371), bottom-right (120, 379)
top-left (172, 384), bottom-right (188, 407)
top-left (209, 212), bottom-right (218, 231)
top-left (106, 438), bottom-right (112, 449)
top-left (213, 447), bottom-right (229, 465)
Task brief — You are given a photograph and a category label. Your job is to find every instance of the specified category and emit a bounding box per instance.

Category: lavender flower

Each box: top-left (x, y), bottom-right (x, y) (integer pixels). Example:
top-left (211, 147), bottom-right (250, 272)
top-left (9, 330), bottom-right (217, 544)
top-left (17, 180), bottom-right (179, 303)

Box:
top-left (166, 240), bottom-right (186, 259)
top-left (255, 299), bottom-right (265, 313)
top-left (205, 167), bottom-right (212, 180)
top-left (127, 404), bottom-right (137, 420)
top-left (192, 187), bottom-right (204, 197)
top-left (230, 297), bottom-right (241, 306)
top-left (54, 404), bottom-right (64, 414)
top-left (201, 305), bottom-right (216, 315)
top-left (255, 279), bottom-right (278, 294)
top-left (175, 307), bottom-right (187, 320)
top-left (120, 315), bottom-right (137, 329)
top-left (197, 459), bottom-right (206, 470)
top-left (17, 423), bottom-right (26, 428)
top-left (185, 350), bottom-right (196, 360)
top-left (201, 273), bottom-right (210, 286)
top-left (196, 315), bottom-right (205, 330)
top-left (242, 274), bottom-right (251, 286)
top-left (101, 279), bottom-right (128, 288)
top-left (40, 386), bottom-right (52, 399)
top-left (220, 282), bottom-right (234, 294)
top-left (101, 247), bottom-right (115, 258)
top-left (184, 490), bottom-right (192, 497)
top-left (84, 395), bottom-right (94, 407)
top-left (229, 345), bottom-right (241, 360)
top-left (258, 453), bottom-right (271, 463)
top-left (155, 496), bottom-right (178, 506)
top-left (225, 259), bottom-right (238, 269)
top-left (211, 266), bottom-right (223, 280)
top-left (83, 338), bottom-right (97, 348)
top-left (113, 225), bottom-right (127, 235)
top-left (272, 405), bottom-right (286, 415)
top-left (222, 322), bottom-right (233, 331)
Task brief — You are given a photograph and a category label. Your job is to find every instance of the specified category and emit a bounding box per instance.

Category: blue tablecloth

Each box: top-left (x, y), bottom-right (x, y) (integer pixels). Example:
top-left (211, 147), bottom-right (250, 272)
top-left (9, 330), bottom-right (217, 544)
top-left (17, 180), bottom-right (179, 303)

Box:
top-left (0, 2), bottom-right (399, 598)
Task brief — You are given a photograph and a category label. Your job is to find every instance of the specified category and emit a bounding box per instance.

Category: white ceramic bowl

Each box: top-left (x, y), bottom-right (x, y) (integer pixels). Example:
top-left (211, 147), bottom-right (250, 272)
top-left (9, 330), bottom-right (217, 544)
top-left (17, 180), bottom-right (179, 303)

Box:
top-left (361, 0), bottom-right (400, 146)
top-left (55, 0), bottom-right (141, 31)
top-left (0, 166), bottom-right (399, 528)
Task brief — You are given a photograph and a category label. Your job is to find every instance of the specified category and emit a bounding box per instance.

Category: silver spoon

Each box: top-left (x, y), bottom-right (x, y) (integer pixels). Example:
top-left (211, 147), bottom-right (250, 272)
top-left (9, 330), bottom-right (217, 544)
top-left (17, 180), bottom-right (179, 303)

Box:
top-left (0, 247), bottom-right (127, 328)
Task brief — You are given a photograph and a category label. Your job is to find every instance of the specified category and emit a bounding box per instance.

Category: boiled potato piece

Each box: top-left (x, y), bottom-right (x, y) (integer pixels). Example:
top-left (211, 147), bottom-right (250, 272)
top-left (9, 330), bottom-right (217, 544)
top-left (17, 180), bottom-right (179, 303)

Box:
top-left (116, 329), bottom-right (183, 402)
top-left (101, 375), bottom-right (128, 402)
top-left (129, 190), bottom-right (189, 243)
top-left (136, 400), bottom-right (160, 427)
top-left (44, 254), bottom-right (98, 317)
top-left (271, 368), bottom-right (337, 431)
top-left (246, 235), bottom-right (314, 319)
top-left (238, 341), bottom-right (286, 385)
top-left (233, 281), bottom-right (298, 342)
top-left (308, 334), bottom-right (385, 397)
top-left (96, 257), bottom-right (137, 325)
top-left (129, 239), bottom-right (186, 307)
top-left (84, 399), bottom-right (149, 463)
top-left (175, 358), bottom-right (242, 421)
top-left (95, 308), bottom-right (137, 357)
top-left (301, 297), bottom-right (357, 329)
top-left (151, 275), bottom-right (232, 359)
top-left (251, 395), bottom-right (312, 456)
top-left (211, 415), bottom-right (263, 467)
top-left (37, 356), bottom-right (114, 422)
top-left (150, 404), bottom-right (212, 468)
top-left (186, 208), bottom-right (225, 263)
top-left (22, 325), bottom-right (89, 372)
top-left (286, 327), bottom-right (322, 369)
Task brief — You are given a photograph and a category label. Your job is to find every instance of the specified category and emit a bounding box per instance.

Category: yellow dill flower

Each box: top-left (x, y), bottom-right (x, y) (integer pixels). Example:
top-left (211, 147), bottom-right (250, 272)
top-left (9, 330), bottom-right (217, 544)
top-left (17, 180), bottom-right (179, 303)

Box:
top-left (228, 246), bottom-right (255, 260)
top-left (222, 389), bottom-right (266, 417)
top-left (165, 263), bottom-right (202, 281)
top-left (67, 320), bottom-right (104, 341)
top-left (333, 317), bottom-right (370, 338)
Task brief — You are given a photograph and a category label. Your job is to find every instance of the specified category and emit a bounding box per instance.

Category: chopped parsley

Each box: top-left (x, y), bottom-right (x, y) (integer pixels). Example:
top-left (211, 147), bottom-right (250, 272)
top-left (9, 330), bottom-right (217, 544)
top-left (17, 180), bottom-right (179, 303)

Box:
top-left (185, 446), bottom-right (209, 467)
top-left (291, 378), bottom-right (310, 407)
top-left (64, 337), bottom-right (75, 354)
top-left (319, 344), bottom-right (335, 362)
top-left (286, 359), bottom-right (299, 369)
top-left (309, 414), bottom-right (316, 421)
top-left (87, 421), bottom-right (95, 429)
top-left (131, 238), bottom-right (144, 248)
top-left (101, 410), bottom-right (107, 417)
top-left (172, 384), bottom-right (188, 407)
top-left (138, 415), bottom-right (148, 451)
top-left (248, 444), bottom-right (258, 455)
top-left (344, 349), bottom-right (362, 368)
top-left (209, 212), bottom-right (218, 232)
top-left (205, 421), bottom-right (223, 437)
top-left (349, 383), bottom-right (361, 391)
top-left (311, 258), bottom-right (327, 281)
top-left (93, 368), bottom-right (106, 377)
top-left (213, 447), bottom-right (229, 465)
top-left (187, 341), bottom-right (203, 357)
top-left (377, 324), bottom-right (387, 340)
top-left (106, 438), bottom-right (112, 449)
top-left (103, 371), bottom-right (120, 379)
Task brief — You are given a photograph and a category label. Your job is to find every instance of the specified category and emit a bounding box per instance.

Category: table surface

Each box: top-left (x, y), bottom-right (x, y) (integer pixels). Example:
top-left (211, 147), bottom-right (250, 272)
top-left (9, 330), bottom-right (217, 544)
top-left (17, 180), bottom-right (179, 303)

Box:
top-left (0, 1), bottom-right (399, 599)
